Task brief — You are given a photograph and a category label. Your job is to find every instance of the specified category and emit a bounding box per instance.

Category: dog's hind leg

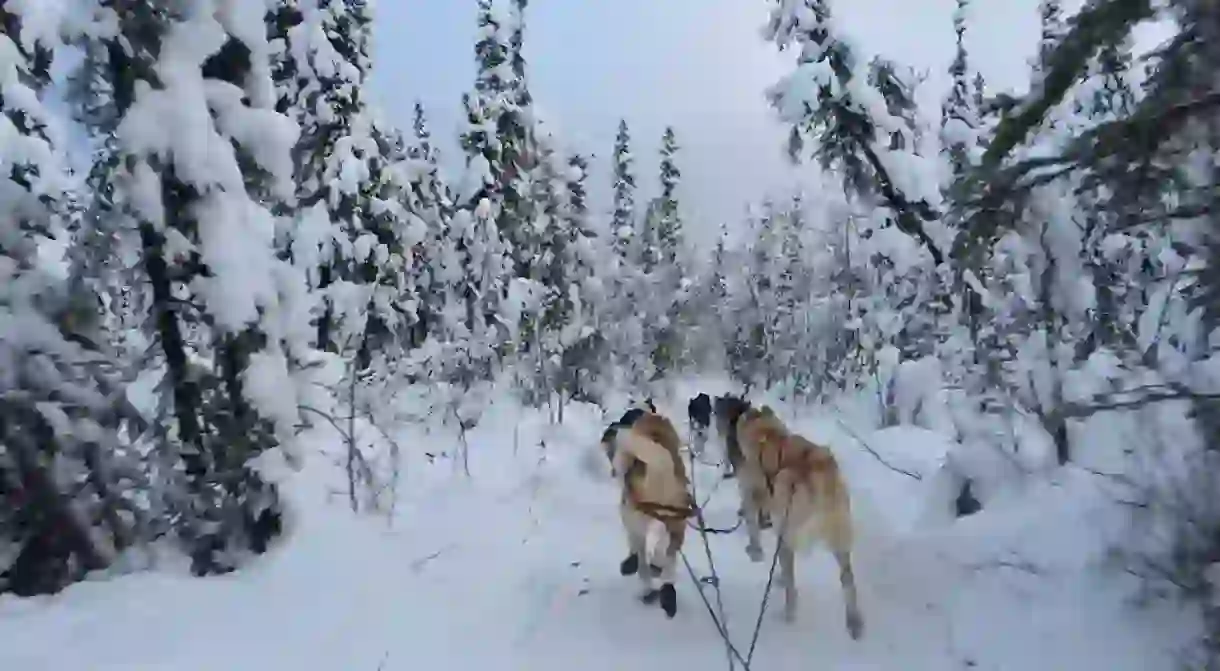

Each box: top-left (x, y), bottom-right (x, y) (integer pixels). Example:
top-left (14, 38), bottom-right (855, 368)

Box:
top-left (619, 503), bottom-right (653, 596)
top-left (824, 499), bottom-right (863, 639)
top-left (740, 484), bottom-right (766, 562)
top-left (834, 549), bottom-right (863, 639)
top-left (779, 542), bottom-right (798, 623)
top-left (654, 520), bottom-right (686, 618)
top-left (722, 431), bottom-right (739, 479)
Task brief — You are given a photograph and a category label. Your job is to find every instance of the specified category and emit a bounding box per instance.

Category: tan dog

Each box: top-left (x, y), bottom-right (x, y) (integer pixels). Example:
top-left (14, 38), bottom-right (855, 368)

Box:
top-left (601, 410), bottom-right (694, 618)
top-left (732, 404), bottom-right (863, 639)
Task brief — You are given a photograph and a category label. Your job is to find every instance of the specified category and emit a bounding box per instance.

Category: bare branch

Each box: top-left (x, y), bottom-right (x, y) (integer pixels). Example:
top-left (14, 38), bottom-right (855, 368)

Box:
top-left (1057, 384), bottom-right (1220, 420)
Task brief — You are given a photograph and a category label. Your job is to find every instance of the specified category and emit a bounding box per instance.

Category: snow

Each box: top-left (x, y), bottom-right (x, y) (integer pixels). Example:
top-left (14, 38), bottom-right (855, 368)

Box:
top-left (0, 376), bottom-right (1196, 670)
top-left (940, 115), bottom-right (975, 147)
top-left (5, 0), bottom-right (71, 51)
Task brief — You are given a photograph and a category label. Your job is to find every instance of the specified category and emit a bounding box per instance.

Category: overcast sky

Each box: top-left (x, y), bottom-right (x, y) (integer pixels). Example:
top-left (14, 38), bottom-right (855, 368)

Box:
top-left (370, 0), bottom-right (1065, 248)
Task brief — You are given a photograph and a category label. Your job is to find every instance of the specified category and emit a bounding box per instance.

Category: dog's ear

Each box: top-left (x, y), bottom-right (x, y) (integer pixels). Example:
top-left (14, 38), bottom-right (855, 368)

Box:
top-left (601, 425), bottom-right (620, 462)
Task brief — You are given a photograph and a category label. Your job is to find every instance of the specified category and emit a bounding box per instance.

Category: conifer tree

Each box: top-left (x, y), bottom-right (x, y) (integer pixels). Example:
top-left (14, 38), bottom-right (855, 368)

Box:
top-left (446, 0), bottom-right (517, 384)
top-left (94, 0), bottom-right (311, 575)
top-left (276, 0), bottom-right (415, 369)
top-left (405, 101), bottom-right (452, 348)
top-left (647, 126), bottom-right (687, 376)
top-left (940, 0), bottom-right (978, 185)
top-left (764, 0), bottom-right (944, 266)
top-left (610, 119), bottom-right (637, 261)
top-left (1037, 0), bottom-right (1065, 72)
top-left (495, 0), bottom-right (537, 283)
top-left (655, 126), bottom-right (684, 269)
top-left (0, 2), bottom-right (133, 596)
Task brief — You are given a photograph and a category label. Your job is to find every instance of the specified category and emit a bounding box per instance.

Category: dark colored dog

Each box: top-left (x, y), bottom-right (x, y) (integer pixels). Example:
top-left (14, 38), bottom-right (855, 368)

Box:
top-left (687, 393), bottom-right (712, 431)
top-left (712, 394), bottom-right (750, 477)
top-left (712, 393), bottom-right (772, 529)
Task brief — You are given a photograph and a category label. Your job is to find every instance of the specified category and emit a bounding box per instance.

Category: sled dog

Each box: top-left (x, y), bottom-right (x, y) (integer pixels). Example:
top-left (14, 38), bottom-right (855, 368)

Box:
top-left (687, 393), bottom-right (712, 459)
top-left (715, 399), bottom-right (863, 638)
top-left (601, 408), bottom-right (693, 619)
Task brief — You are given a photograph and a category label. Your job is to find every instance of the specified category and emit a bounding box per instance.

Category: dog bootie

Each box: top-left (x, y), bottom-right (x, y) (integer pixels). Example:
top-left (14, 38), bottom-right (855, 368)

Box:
top-left (620, 553), bottom-right (640, 576)
top-left (659, 583), bottom-right (677, 618)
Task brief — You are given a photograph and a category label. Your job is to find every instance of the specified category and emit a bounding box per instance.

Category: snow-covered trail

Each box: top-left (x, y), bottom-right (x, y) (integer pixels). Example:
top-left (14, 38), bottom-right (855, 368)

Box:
top-left (0, 390), bottom-right (1193, 670)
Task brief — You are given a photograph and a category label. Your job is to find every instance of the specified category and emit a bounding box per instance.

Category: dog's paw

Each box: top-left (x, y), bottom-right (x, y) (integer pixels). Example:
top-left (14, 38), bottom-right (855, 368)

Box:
top-left (620, 554), bottom-right (640, 576)
top-left (846, 612), bottom-right (864, 640)
top-left (659, 583), bottom-right (677, 618)
top-left (641, 588), bottom-right (661, 604)
top-left (746, 544), bottom-right (764, 562)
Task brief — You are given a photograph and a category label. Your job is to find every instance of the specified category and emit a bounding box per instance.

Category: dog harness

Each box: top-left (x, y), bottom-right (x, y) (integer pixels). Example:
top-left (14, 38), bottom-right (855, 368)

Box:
top-left (629, 492), bottom-right (696, 522)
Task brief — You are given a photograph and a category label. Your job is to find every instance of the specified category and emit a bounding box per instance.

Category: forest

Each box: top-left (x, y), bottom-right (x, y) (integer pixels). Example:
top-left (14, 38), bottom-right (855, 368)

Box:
top-left (1, 0), bottom-right (1218, 667)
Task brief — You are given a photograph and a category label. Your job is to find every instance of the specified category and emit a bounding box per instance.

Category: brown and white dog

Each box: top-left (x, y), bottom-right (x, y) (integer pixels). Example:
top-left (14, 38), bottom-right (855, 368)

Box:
top-left (601, 405), bottom-right (694, 618)
top-left (713, 398), bottom-right (864, 639)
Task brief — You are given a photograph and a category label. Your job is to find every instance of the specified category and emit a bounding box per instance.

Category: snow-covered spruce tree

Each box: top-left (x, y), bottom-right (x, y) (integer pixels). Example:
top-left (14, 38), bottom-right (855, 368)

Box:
top-left (501, 107), bottom-right (600, 412)
top-left (600, 118), bottom-right (655, 394)
top-left (1070, 35), bottom-right (1139, 358)
top-left (954, 0), bottom-right (1182, 471)
top-left (0, 2), bottom-right (148, 596)
top-left (763, 0), bottom-right (956, 414)
top-left (275, 0), bottom-right (417, 371)
top-left (939, 0), bottom-right (980, 191)
top-left (506, 118), bottom-right (560, 404)
top-left (270, 4), bottom-right (423, 515)
top-left (610, 118), bottom-right (638, 262)
top-left (746, 200), bottom-right (784, 388)
top-left (64, 37), bottom-right (149, 365)
top-left (655, 127), bottom-right (683, 270)
top-left (495, 0), bottom-right (536, 286)
top-left (1036, 0), bottom-right (1066, 75)
top-left (646, 126), bottom-right (689, 378)
top-left (426, 0), bottom-right (525, 438)
top-left (508, 0), bottom-right (530, 96)
top-left (96, 0), bottom-right (312, 576)
top-left (721, 202), bottom-right (775, 391)
top-left (764, 0), bottom-right (946, 268)
top-left (410, 103), bottom-right (446, 202)
top-left (545, 152), bottom-right (603, 410)
top-left (361, 114), bottom-right (429, 365)
top-left (725, 194), bottom-right (817, 397)
top-left (450, 90), bottom-right (509, 384)
top-left (446, 0), bottom-right (516, 389)
top-left (936, 0), bottom-right (1220, 626)
top-left (403, 101), bottom-right (453, 351)
top-left (689, 222), bottom-right (731, 371)
top-left (934, 0), bottom-right (1001, 423)
top-left (772, 194), bottom-right (817, 397)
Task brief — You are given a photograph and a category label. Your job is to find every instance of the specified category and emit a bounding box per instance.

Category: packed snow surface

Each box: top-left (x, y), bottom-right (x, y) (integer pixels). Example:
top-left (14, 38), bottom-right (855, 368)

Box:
top-left (0, 377), bottom-right (1194, 670)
